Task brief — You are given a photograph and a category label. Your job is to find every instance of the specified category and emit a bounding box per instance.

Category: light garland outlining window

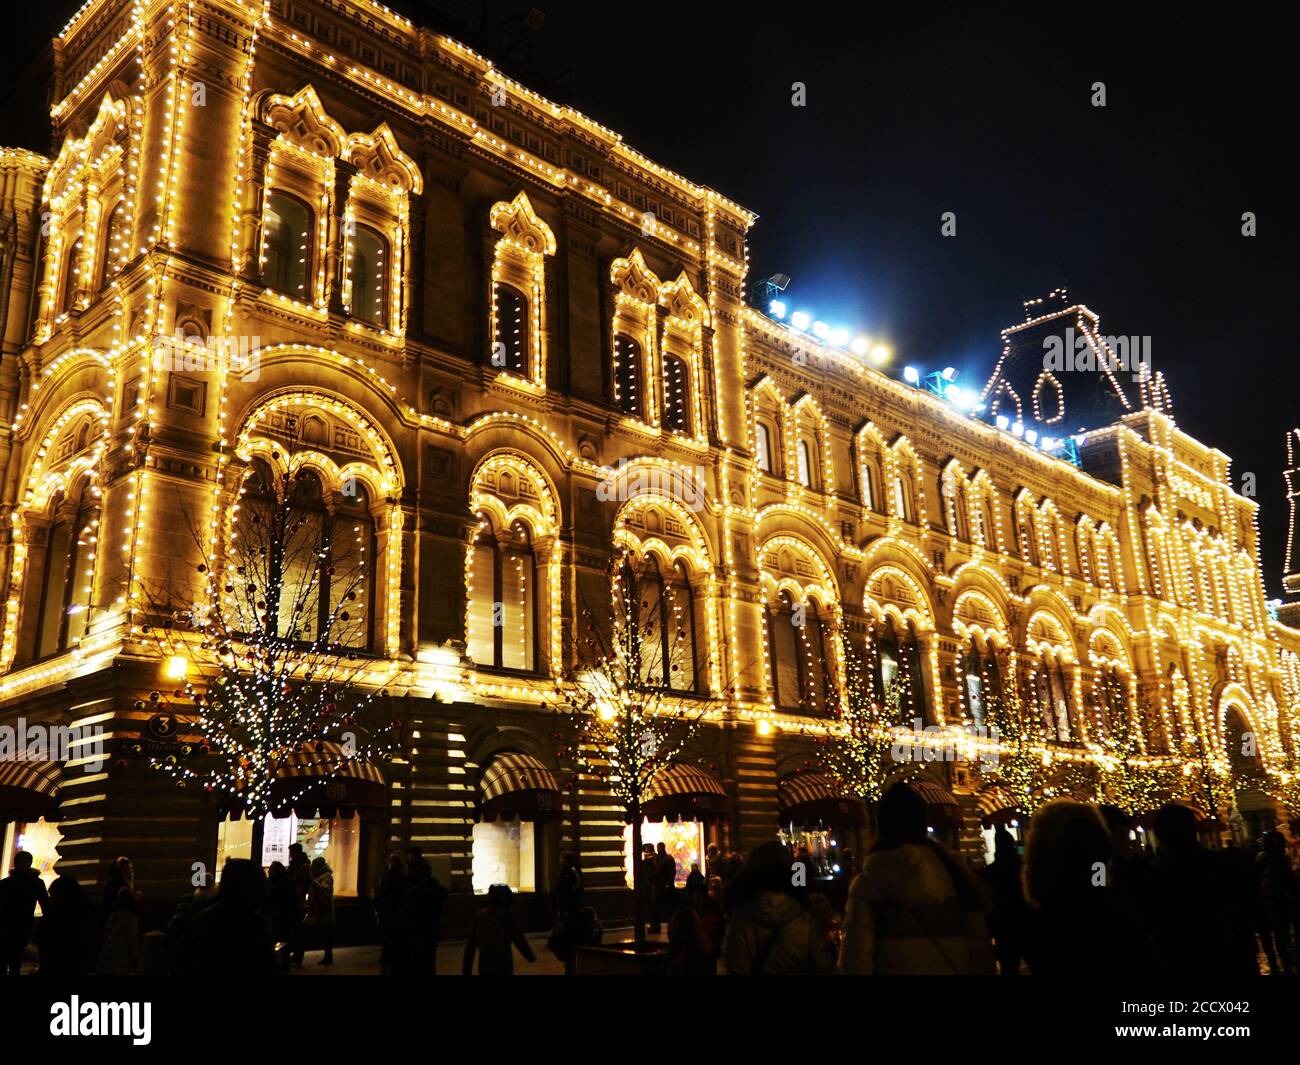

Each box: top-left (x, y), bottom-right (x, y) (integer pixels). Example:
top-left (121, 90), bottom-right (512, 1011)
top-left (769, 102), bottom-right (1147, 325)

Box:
top-left (488, 191), bottom-right (555, 389)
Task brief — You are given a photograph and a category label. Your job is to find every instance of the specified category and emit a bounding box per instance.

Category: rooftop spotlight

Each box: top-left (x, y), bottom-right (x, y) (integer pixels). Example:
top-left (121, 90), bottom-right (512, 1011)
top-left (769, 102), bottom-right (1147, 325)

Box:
top-left (811, 320), bottom-right (830, 340)
top-left (769, 299), bottom-right (787, 319)
top-left (829, 328), bottom-right (849, 348)
top-left (871, 344), bottom-right (891, 364)
top-left (903, 366), bottom-right (921, 385)
top-left (850, 336), bottom-right (870, 357)
top-left (790, 310), bottom-right (811, 331)
top-left (995, 415), bottom-right (1010, 430)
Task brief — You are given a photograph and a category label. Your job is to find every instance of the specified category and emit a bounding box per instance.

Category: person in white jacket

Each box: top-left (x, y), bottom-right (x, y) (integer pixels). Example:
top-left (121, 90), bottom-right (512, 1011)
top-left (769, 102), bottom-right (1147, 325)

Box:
top-left (839, 782), bottom-right (995, 975)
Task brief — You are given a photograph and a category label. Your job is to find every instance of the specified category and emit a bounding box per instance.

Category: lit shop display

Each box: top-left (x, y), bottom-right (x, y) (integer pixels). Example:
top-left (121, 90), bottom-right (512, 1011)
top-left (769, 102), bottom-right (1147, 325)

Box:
top-left (472, 821), bottom-right (536, 894)
top-left (471, 752), bottom-right (560, 894)
top-left (1, 818), bottom-right (62, 887)
top-left (216, 813), bottom-right (361, 896)
top-left (776, 772), bottom-right (866, 874)
top-left (623, 819), bottom-right (706, 888)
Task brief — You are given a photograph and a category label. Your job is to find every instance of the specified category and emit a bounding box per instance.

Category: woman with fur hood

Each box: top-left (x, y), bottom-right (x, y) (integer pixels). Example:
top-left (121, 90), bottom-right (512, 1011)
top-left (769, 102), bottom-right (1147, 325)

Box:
top-left (839, 781), bottom-right (995, 975)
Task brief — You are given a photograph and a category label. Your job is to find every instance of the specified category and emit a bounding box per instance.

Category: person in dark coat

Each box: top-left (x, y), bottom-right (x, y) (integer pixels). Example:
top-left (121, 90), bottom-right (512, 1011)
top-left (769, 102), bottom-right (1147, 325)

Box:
top-left (639, 845), bottom-right (658, 933)
top-left (548, 851), bottom-right (585, 975)
top-left (0, 851), bottom-right (49, 975)
top-left (374, 852), bottom-right (407, 975)
top-left (176, 859), bottom-right (278, 976)
top-left (35, 872), bottom-right (97, 976)
top-left (164, 876), bottom-right (216, 975)
top-left (1256, 830), bottom-right (1298, 975)
top-left (1022, 800), bottom-right (1152, 977)
top-left (983, 826), bottom-right (1029, 975)
top-left (462, 884), bottom-right (536, 975)
top-left (654, 842), bottom-right (678, 930)
top-left (1148, 803), bottom-right (1259, 977)
top-left (264, 862), bottom-right (299, 971)
top-left (286, 843), bottom-right (311, 965)
top-left (724, 839), bottom-right (835, 975)
top-left (100, 856), bottom-right (134, 927)
top-left (668, 880), bottom-right (724, 975)
top-left (390, 859), bottom-right (446, 976)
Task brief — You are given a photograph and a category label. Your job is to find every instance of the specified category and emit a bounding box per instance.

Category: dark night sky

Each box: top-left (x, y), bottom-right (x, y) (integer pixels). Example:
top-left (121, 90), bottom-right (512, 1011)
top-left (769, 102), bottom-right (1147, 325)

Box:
top-left (4, 2), bottom-right (1294, 591)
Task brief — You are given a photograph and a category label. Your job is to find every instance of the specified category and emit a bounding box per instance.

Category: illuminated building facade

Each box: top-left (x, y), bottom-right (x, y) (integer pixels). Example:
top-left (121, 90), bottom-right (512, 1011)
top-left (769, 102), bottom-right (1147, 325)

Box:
top-left (1, 0), bottom-right (1298, 924)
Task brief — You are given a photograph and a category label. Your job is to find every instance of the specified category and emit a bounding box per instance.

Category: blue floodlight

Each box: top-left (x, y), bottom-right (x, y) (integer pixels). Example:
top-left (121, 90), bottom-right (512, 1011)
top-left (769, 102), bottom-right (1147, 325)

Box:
top-left (769, 299), bottom-right (787, 319)
top-left (903, 366), bottom-right (921, 385)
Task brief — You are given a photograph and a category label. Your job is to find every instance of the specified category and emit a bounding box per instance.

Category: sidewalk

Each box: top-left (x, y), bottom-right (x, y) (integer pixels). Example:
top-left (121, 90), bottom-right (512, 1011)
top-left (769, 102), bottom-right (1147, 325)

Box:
top-left (288, 926), bottom-right (664, 976)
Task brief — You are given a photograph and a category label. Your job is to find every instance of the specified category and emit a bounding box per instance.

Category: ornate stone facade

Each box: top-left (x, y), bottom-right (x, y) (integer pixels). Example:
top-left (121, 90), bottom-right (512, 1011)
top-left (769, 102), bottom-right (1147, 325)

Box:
top-left (1, 0), bottom-right (1298, 924)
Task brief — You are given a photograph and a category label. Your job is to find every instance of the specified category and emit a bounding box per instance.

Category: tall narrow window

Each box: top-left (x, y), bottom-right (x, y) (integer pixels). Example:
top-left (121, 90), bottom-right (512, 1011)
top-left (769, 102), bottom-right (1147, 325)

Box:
top-left (493, 283), bottom-right (529, 375)
top-left (800, 600), bottom-right (831, 712)
top-left (99, 201), bottom-right (124, 289)
top-left (335, 482), bottom-right (375, 651)
top-left (34, 489), bottom-right (96, 659)
top-left (263, 191), bottom-right (312, 299)
top-left (467, 520), bottom-right (536, 672)
top-left (769, 593), bottom-right (802, 710)
top-left (964, 639), bottom-right (985, 728)
top-left (613, 332), bottom-right (643, 417)
top-left (636, 556), bottom-right (667, 687)
top-left (349, 224), bottom-right (388, 327)
top-left (662, 354), bottom-right (691, 433)
top-left (755, 423), bottom-right (774, 473)
top-left (60, 235), bottom-right (84, 314)
top-left (796, 440), bottom-right (813, 487)
top-left (668, 561), bottom-right (698, 693)
top-left (861, 462), bottom-right (874, 510)
top-left (893, 476), bottom-right (911, 522)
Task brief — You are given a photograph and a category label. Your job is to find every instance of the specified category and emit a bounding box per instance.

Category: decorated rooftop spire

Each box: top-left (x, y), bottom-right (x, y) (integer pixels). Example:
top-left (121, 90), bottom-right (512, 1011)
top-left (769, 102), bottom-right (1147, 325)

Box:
top-left (1283, 428), bottom-right (1300, 597)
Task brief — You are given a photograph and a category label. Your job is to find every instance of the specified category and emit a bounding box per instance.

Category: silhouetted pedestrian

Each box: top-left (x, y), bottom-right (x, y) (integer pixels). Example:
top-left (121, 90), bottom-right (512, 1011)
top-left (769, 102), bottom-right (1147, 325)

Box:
top-left (1148, 803), bottom-right (1258, 976)
top-left (35, 872), bottom-right (96, 976)
top-left (1022, 799), bottom-right (1151, 976)
top-left (548, 851), bottom-right (585, 975)
top-left (265, 861), bottom-right (299, 971)
top-left (375, 851), bottom-right (406, 975)
top-left (462, 884), bottom-right (536, 975)
top-left (305, 856), bottom-right (335, 965)
top-left (391, 859), bottom-right (446, 976)
top-left (286, 842), bottom-right (311, 965)
top-left (983, 826), bottom-right (1029, 975)
top-left (1257, 830), bottom-right (1298, 975)
top-left (0, 851), bottom-right (48, 975)
top-left (177, 859), bottom-right (276, 976)
top-left (97, 886), bottom-right (140, 975)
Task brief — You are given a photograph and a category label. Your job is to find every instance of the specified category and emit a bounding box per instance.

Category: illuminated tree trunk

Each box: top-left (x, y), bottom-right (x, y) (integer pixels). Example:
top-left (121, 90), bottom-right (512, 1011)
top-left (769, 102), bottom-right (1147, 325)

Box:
top-left (630, 798), bottom-right (646, 951)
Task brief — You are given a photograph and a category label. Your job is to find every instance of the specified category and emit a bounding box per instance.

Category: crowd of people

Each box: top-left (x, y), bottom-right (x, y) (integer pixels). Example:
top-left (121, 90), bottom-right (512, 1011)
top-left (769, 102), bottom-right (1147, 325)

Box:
top-left (2, 788), bottom-right (1297, 975)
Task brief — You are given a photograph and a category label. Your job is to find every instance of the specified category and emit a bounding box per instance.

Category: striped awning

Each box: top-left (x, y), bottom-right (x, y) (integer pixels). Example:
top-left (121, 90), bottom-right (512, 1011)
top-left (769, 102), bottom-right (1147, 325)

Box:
top-left (0, 759), bottom-right (63, 821)
top-left (909, 779), bottom-right (960, 812)
top-left (777, 773), bottom-right (866, 826)
top-left (265, 741), bottom-right (388, 819)
top-left (479, 752), bottom-right (562, 822)
top-left (1169, 798), bottom-right (1212, 823)
top-left (642, 763), bottom-right (730, 822)
top-left (977, 785), bottom-right (1020, 824)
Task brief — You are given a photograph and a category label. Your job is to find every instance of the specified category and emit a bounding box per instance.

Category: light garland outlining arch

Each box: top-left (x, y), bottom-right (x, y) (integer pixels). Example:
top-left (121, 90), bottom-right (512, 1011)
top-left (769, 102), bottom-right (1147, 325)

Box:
top-left (759, 533), bottom-right (844, 716)
top-left (2, 398), bottom-right (111, 670)
top-left (488, 190), bottom-right (555, 390)
top-left (612, 491), bottom-right (723, 696)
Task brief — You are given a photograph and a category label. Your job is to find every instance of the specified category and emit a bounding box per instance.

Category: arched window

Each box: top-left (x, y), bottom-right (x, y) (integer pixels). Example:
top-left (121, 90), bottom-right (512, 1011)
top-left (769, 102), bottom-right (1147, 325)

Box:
top-left (467, 519), bottom-right (536, 672)
top-left (892, 475), bottom-right (912, 522)
top-left (796, 439), bottom-right (813, 487)
top-left (60, 235), bottom-right (84, 314)
top-left (755, 422), bottom-right (774, 474)
top-left (769, 592), bottom-right (802, 710)
top-left (635, 555), bottom-right (667, 687)
top-left (263, 191), bottom-right (313, 298)
top-left (662, 354), bottom-right (691, 434)
top-left (963, 638), bottom-right (986, 728)
top-left (32, 488), bottom-right (97, 659)
top-left (860, 460), bottom-right (875, 510)
top-left (492, 282), bottom-right (529, 375)
top-left (799, 599), bottom-right (832, 712)
top-left (349, 224), bottom-right (388, 327)
top-left (99, 201), bottom-right (125, 288)
top-left (667, 560), bottom-right (698, 693)
top-left (334, 481), bottom-right (376, 650)
top-left (613, 332), bottom-right (643, 417)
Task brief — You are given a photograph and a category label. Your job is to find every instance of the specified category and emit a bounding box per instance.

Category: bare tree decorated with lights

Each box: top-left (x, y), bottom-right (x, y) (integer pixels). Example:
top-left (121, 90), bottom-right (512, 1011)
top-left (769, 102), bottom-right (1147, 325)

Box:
top-left (142, 454), bottom-right (399, 862)
top-left (812, 634), bottom-right (914, 829)
top-left (980, 667), bottom-right (1071, 818)
top-left (553, 549), bottom-right (727, 952)
top-left (1094, 687), bottom-right (1173, 817)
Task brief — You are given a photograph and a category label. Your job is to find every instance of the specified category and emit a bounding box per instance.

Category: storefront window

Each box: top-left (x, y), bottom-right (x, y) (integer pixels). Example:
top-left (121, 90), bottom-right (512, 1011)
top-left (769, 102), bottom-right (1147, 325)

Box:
top-left (777, 827), bottom-right (840, 878)
top-left (216, 814), bottom-right (360, 897)
top-left (980, 818), bottom-right (1024, 865)
top-left (1, 819), bottom-right (61, 889)
top-left (624, 820), bottom-right (705, 888)
top-left (471, 821), bottom-right (536, 894)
